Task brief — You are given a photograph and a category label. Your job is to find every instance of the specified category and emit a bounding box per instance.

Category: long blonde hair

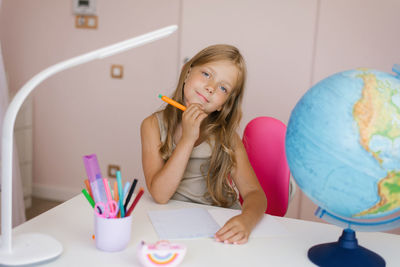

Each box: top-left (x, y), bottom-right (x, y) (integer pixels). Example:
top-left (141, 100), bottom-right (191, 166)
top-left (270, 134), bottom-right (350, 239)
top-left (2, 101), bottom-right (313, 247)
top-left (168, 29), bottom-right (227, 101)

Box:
top-left (159, 44), bottom-right (246, 207)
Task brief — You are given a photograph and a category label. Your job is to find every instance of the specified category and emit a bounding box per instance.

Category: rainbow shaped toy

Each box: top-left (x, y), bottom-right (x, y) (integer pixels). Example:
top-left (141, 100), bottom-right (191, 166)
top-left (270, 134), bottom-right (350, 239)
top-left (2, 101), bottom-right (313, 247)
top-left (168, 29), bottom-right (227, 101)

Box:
top-left (137, 240), bottom-right (186, 267)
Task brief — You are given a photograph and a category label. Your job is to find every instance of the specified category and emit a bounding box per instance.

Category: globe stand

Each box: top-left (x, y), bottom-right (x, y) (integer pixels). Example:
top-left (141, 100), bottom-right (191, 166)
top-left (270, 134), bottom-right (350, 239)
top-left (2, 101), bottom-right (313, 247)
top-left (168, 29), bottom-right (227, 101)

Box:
top-left (308, 229), bottom-right (385, 267)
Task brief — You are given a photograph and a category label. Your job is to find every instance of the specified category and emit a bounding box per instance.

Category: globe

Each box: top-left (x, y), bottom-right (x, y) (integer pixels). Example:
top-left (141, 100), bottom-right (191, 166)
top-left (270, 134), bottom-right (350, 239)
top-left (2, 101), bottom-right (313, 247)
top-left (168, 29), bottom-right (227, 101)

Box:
top-left (285, 65), bottom-right (400, 266)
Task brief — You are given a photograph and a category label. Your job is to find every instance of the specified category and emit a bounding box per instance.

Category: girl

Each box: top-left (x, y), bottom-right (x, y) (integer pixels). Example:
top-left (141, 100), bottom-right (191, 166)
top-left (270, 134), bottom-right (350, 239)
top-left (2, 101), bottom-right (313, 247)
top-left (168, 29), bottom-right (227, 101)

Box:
top-left (141, 44), bottom-right (267, 244)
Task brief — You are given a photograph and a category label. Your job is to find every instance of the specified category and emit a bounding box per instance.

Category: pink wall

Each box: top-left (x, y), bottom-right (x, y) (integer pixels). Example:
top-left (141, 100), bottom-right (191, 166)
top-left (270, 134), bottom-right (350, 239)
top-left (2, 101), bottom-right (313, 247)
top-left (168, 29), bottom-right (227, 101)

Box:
top-left (302, 0), bottom-right (400, 234)
top-left (0, 0), bottom-right (180, 197)
top-left (180, 0), bottom-right (319, 219)
top-left (1, 0), bottom-right (400, 234)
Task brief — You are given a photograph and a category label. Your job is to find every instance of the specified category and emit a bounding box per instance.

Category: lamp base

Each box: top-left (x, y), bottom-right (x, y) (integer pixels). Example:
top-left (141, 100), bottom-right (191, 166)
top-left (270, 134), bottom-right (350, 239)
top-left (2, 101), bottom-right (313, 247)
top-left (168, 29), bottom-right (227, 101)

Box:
top-left (308, 229), bottom-right (385, 267)
top-left (0, 233), bottom-right (62, 266)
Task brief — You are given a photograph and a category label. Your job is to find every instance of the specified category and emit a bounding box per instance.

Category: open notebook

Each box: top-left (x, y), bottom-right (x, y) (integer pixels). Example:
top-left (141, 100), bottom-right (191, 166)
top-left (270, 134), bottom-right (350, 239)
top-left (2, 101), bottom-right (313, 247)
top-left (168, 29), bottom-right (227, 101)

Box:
top-left (148, 207), bottom-right (290, 240)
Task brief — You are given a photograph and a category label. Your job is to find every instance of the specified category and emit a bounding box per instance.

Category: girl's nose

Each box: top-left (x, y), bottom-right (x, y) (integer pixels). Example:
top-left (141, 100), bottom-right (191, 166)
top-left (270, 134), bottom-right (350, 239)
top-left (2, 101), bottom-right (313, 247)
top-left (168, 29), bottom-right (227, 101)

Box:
top-left (205, 84), bottom-right (215, 94)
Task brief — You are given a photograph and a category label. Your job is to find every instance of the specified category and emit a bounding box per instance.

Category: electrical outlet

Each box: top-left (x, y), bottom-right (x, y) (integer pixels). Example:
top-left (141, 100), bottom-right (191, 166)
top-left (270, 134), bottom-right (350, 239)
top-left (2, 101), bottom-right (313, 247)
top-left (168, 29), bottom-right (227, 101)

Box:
top-left (107, 164), bottom-right (120, 178)
top-left (75, 15), bottom-right (98, 29)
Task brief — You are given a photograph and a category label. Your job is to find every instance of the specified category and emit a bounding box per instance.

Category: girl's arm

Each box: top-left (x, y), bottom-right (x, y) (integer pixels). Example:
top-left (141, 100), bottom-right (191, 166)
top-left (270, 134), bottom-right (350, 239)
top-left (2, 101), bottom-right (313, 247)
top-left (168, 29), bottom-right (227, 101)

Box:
top-left (214, 133), bottom-right (267, 244)
top-left (141, 105), bottom-right (207, 203)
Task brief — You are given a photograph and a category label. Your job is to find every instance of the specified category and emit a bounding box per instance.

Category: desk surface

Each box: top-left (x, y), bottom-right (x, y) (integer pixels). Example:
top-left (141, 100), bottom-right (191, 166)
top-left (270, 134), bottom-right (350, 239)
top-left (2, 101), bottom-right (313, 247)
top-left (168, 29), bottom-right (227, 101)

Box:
top-left (14, 193), bottom-right (400, 267)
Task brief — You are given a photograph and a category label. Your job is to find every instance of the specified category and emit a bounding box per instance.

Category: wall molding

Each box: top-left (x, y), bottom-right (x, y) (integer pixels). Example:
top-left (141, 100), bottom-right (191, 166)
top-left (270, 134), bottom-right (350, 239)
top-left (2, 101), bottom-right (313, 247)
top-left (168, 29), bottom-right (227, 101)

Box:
top-left (32, 183), bottom-right (80, 202)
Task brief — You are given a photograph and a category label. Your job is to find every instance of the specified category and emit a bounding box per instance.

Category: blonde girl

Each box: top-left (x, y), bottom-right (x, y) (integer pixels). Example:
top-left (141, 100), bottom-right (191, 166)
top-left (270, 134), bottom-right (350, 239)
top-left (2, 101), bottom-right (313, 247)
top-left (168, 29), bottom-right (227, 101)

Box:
top-left (141, 44), bottom-right (267, 244)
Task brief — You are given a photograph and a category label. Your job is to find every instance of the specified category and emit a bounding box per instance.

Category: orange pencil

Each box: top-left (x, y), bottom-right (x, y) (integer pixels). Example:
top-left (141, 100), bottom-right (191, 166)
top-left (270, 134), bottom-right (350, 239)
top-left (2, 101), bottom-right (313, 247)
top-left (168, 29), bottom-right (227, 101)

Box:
top-left (84, 179), bottom-right (93, 199)
top-left (114, 181), bottom-right (119, 201)
top-left (114, 181), bottom-right (120, 217)
top-left (158, 94), bottom-right (186, 111)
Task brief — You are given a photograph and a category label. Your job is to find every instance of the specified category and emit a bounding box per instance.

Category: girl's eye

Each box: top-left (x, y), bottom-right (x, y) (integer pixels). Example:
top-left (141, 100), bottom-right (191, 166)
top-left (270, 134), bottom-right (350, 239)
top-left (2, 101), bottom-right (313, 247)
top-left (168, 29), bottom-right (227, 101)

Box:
top-left (220, 86), bottom-right (227, 93)
top-left (202, 71), bottom-right (210, 78)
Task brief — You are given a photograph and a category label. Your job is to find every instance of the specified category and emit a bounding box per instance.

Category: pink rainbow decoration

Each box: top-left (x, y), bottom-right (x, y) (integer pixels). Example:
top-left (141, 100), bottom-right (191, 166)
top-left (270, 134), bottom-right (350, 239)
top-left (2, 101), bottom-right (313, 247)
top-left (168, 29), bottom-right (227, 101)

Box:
top-left (137, 241), bottom-right (186, 267)
top-left (146, 253), bottom-right (178, 265)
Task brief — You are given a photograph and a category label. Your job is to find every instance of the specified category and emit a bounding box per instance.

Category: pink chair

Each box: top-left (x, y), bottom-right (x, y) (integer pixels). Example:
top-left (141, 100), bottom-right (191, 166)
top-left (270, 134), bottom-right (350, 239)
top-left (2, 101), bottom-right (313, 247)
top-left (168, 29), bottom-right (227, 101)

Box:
top-left (241, 116), bottom-right (291, 217)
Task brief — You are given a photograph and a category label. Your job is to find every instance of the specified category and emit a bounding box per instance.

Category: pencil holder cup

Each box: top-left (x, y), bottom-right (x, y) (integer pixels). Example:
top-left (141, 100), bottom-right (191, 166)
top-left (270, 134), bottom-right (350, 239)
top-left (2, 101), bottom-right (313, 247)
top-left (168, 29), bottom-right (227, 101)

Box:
top-left (94, 213), bottom-right (133, 252)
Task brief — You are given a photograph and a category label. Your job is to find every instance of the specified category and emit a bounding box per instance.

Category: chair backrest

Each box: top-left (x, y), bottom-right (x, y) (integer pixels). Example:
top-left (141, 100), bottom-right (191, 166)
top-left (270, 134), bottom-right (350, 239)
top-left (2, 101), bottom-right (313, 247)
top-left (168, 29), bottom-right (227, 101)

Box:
top-left (241, 116), bottom-right (290, 217)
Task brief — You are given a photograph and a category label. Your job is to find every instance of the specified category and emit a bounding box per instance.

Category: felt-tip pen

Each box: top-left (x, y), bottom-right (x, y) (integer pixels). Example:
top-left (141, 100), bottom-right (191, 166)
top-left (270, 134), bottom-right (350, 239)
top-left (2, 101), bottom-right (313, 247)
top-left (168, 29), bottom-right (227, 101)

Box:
top-left (82, 189), bottom-right (95, 208)
top-left (158, 94), bottom-right (186, 111)
top-left (116, 171), bottom-right (125, 218)
top-left (126, 188), bottom-right (144, 217)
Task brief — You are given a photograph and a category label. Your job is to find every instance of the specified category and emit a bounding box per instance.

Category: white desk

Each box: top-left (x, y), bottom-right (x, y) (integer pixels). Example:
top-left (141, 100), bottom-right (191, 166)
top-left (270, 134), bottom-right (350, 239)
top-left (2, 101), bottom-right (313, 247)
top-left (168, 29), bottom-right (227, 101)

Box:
top-left (13, 194), bottom-right (400, 266)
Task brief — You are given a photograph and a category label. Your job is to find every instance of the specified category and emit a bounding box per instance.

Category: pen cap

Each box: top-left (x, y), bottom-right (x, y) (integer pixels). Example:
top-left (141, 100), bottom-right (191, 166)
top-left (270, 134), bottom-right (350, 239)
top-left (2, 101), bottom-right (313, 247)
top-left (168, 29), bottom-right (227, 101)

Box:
top-left (83, 154), bottom-right (102, 182)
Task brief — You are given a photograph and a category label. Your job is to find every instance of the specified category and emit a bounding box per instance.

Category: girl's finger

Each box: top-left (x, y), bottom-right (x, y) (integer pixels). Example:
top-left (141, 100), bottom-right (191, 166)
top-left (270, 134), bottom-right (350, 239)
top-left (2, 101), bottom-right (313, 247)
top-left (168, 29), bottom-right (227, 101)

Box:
top-left (215, 223), bottom-right (231, 237)
top-left (186, 107), bottom-right (205, 121)
top-left (184, 105), bottom-right (203, 119)
top-left (215, 226), bottom-right (237, 242)
top-left (221, 230), bottom-right (238, 244)
top-left (227, 231), bottom-right (246, 244)
top-left (194, 111), bottom-right (207, 122)
top-left (233, 236), bottom-right (248, 245)
top-left (183, 105), bottom-right (197, 117)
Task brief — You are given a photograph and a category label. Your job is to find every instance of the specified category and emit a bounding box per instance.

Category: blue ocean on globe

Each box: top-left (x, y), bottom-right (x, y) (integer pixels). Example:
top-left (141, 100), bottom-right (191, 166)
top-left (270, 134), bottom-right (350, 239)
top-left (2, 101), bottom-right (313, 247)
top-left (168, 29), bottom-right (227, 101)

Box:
top-left (285, 67), bottom-right (400, 221)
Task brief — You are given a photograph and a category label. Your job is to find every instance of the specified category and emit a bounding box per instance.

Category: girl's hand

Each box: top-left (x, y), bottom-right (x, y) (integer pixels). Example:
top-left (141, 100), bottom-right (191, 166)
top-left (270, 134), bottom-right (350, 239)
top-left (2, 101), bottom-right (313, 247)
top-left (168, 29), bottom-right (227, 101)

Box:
top-left (214, 214), bottom-right (251, 245)
top-left (181, 104), bottom-right (208, 143)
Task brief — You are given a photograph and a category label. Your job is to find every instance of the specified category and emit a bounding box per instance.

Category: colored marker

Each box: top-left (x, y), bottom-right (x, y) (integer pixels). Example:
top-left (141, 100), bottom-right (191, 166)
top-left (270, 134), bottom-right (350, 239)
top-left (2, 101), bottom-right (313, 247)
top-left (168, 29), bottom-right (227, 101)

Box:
top-left (90, 180), bottom-right (102, 204)
top-left (126, 188), bottom-right (144, 217)
top-left (158, 94), bottom-right (186, 111)
top-left (82, 189), bottom-right (95, 208)
top-left (113, 181), bottom-right (120, 217)
top-left (102, 178), bottom-right (117, 216)
top-left (123, 182), bottom-right (131, 199)
top-left (124, 178), bottom-right (138, 211)
top-left (102, 178), bottom-right (113, 203)
top-left (82, 154), bottom-right (102, 182)
top-left (114, 181), bottom-right (119, 201)
top-left (83, 154), bottom-right (108, 208)
top-left (84, 179), bottom-right (93, 199)
top-left (116, 171), bottom-right (125, 218)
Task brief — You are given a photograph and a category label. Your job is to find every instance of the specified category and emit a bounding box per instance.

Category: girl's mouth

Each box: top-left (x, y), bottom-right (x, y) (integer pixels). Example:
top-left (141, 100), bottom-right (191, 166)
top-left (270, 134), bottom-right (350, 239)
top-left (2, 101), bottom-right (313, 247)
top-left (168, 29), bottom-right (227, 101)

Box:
top-left (196, 91), bottom-right (209, 103)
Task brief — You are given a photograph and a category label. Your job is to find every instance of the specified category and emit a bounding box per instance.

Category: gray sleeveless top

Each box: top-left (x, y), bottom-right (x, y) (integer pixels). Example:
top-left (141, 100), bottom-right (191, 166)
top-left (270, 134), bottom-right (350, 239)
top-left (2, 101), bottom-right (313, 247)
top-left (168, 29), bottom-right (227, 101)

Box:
top-left (156, 112), bottom-right (241, 209)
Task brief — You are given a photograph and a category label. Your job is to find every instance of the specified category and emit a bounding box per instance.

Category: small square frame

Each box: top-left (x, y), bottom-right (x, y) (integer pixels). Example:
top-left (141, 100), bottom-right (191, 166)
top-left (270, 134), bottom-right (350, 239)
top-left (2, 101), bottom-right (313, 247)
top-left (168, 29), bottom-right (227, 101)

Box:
top-left (107, 164), bottom-right (121, 178)
top-left (111, 65), bottom-right (124, 79)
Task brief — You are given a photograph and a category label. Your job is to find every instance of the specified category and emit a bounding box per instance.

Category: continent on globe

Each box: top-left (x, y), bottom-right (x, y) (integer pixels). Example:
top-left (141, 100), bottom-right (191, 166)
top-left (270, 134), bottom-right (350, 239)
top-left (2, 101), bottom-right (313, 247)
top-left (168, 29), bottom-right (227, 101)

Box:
top-left (353, 72), bottom-right (400, 217)
top-left (355, 170), bottom-right (400, 217)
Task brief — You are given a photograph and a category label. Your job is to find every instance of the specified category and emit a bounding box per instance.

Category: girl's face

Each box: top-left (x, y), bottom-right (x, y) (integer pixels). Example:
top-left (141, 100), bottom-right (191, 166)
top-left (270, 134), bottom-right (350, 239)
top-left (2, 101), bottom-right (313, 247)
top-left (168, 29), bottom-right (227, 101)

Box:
top-left (183, 60), bottom-right (239, 114)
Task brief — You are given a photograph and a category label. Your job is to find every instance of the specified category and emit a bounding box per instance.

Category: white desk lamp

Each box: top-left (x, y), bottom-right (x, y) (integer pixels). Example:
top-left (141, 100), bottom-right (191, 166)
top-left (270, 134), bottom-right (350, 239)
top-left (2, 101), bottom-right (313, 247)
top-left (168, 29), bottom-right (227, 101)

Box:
top-left (0, 24), bottom-right (177, 266)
